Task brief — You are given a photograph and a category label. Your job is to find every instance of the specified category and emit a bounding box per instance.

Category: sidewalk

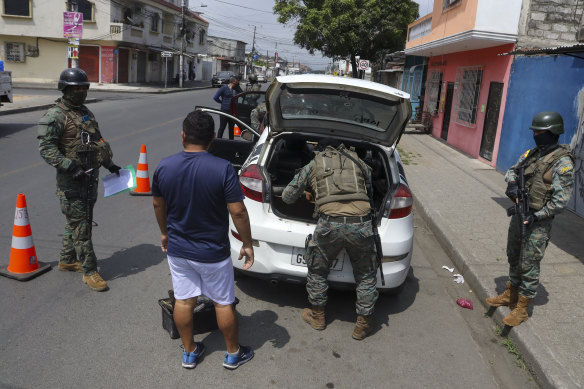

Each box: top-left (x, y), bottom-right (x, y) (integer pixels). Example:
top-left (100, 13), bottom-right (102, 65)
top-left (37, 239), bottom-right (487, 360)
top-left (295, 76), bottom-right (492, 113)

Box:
top-left (0, 80), bottom-right (212, 116)
top-left (400, 129), bottom-right (584, 389)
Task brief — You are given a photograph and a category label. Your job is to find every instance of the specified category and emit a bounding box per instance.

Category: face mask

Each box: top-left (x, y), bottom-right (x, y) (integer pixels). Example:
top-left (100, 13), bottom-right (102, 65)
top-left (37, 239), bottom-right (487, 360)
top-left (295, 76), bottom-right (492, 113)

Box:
top-left (64, 88), bottom-right (88, 106)
top-left (533, 132), bottom-right (558, 147)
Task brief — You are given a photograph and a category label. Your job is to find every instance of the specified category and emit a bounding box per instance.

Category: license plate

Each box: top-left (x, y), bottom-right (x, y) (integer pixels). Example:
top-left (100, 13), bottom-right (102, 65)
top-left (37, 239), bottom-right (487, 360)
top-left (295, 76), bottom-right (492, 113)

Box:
top-left (291, 247), bottom-right (345, 271)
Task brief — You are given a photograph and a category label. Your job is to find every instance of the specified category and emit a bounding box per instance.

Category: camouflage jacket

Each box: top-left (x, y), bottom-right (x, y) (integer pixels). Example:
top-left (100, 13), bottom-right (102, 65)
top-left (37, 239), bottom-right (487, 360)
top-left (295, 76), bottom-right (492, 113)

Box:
top-left (250, 102), bottom-right (267, 132)
top-left (505, 145), bottom-right (575, 220)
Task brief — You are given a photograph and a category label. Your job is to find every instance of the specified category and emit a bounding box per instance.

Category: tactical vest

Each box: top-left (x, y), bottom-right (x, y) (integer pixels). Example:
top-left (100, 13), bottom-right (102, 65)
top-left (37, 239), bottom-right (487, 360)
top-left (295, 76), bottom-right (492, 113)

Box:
top-left (521, 144), bottom-right (574, 210)
top-left (311, 145), bottom-right (369, 206)
top-left (55, 100), bottom-right (112, 169)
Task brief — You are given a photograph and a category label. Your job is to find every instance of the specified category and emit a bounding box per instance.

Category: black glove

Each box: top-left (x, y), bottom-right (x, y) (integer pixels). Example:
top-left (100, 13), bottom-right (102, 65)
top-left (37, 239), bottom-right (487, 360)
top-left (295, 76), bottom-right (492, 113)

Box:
top-left (108, 164), bottom-right (122, 175)
top-left (505, 182), bottom-right (520, 201)
top-left (524, 212), bottom-right (538, 227)
top-left (68, 161), bottom-right (86, 181)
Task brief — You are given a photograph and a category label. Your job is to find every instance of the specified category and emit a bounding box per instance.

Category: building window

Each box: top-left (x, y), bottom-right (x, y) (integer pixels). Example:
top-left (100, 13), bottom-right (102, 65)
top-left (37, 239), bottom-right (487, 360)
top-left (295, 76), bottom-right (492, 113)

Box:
top-left (425, 70), bottom-right (443, 115)
top-left (6, 42), bottom-right (25, 62)
top-left (408, 18), bottom-right (432, 42)
top-left (2, 0), bottom-right (31, 17)
top-left (151, 13), bottom-right (160, 32)
top-left (77, 0), bottom-right (94, 22)
top-left (199, 28), bottom-right (205, 45)
top-left (443, 0), bottom-right (461, 10)
top-left (453, 66), bottom-right (483, 126)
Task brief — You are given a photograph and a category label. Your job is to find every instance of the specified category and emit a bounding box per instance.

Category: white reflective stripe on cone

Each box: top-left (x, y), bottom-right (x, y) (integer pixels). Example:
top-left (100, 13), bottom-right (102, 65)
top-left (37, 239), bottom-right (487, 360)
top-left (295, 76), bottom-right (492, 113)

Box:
top-left (13, 208), bottom-right (30, 226)
top-left (137, 170), bottom-right (149, 178)
top-left (138, 153), bottom-right (148, 164)
top-left (11, 235), bottom-right (34, 250)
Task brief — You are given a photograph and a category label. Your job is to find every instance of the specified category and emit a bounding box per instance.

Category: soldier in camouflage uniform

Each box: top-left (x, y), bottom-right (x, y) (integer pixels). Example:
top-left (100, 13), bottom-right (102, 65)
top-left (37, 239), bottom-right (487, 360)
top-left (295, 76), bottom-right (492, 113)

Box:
top-left (486, 112), bottom-right (574, 326)
top-left (245, 74), bottom-right (262, 92)
top-left (37, 68), bottom-right (121, 292)
top-left (282, 139), bottom-right (378, 340)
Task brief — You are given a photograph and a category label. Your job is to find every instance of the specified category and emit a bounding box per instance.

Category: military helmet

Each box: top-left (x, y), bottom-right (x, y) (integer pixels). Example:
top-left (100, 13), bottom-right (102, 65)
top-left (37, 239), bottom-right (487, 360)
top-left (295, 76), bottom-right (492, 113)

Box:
top-left (249, 74), bottom-right (258, 83)
top-left (529, 111), bottom-right (564, 135)
top-left (57, 68), bottom-right (90, 91)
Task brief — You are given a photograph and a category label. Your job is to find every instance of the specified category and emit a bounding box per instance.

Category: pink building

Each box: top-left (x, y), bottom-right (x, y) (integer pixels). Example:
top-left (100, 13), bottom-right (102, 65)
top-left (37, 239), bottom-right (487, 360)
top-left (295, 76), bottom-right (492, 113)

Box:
top-left (405, 0), bottom-right (522, 166)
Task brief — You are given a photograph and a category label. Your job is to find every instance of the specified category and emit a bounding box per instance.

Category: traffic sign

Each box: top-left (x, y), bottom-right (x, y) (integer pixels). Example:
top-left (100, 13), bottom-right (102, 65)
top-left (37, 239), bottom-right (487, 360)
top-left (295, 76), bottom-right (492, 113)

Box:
top-left (161, 51), bottom-right (173, 58)
top-left (358, 60), bottom-right (370, 70)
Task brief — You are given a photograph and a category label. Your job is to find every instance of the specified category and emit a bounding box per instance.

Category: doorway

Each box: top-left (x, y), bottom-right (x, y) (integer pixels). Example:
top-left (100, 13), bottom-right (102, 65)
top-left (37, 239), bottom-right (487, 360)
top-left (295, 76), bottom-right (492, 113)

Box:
top-left (137, 51), bottom-right (146, 82)
top-left (479, 82), bottom-right (504, 161)
top-left (118, 48), bottom-right (129, 83)
top-left (441, 82), bottom-right (455, 140)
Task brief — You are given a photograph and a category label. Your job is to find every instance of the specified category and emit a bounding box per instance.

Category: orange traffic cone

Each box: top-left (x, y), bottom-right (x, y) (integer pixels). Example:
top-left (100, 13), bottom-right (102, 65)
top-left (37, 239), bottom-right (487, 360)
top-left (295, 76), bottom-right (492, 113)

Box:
top-left (0, 194), bottom-right (51, 281)
top-left (233, 124), bottom-right (241, 137)
top-left (130, 144), bottom-right (152, 196)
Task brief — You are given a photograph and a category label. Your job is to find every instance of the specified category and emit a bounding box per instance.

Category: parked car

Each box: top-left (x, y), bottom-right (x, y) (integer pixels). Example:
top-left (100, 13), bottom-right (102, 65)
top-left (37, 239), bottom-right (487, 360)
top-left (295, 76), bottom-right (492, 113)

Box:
top-left (198, 74), bottom-right (413, 292)
top-left (212, 71), bottom-right (235, 87)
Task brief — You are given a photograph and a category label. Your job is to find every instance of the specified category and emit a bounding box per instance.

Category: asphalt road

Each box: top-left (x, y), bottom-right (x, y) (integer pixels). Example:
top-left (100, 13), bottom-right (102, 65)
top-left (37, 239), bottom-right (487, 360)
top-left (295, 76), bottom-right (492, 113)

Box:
top-left (0, 91), bottom-right (537, 388)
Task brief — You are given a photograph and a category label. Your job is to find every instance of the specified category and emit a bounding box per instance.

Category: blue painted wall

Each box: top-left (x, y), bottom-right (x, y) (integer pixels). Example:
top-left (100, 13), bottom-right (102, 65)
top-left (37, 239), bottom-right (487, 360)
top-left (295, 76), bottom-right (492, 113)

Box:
top-left (496, 55), bottom-right (584, 172)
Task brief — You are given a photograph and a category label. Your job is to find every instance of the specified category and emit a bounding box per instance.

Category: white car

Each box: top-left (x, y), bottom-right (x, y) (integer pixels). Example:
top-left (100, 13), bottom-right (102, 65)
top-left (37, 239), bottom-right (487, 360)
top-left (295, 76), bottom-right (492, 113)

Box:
top-left (198, 74), bottom-right (413, 292)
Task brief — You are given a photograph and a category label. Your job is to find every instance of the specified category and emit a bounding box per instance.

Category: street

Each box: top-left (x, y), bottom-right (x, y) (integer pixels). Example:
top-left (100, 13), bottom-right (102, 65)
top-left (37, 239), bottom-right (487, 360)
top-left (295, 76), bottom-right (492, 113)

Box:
top-left (0, 90), bottom-right (537, 388)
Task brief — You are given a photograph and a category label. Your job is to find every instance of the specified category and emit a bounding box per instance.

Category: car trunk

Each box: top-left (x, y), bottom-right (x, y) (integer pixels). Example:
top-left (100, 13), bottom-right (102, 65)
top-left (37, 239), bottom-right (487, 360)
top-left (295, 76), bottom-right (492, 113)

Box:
top-left (264, 133), bottom-right (394, 224)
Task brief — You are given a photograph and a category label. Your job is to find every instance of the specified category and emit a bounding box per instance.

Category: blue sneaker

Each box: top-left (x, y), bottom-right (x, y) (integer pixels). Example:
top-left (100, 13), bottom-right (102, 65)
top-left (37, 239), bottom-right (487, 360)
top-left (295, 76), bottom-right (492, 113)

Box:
top-left (181, 342), bottom-right (206, 369)
top-left (223, 345), bottom-right (254, 370)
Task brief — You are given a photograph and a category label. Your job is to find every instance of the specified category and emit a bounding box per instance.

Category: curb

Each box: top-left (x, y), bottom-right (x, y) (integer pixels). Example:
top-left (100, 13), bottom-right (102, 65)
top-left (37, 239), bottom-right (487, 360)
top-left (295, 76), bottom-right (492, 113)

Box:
top-left (413, 195), bottom-right (579, 389)
top-left (0, 98), bottom-right (101, 116)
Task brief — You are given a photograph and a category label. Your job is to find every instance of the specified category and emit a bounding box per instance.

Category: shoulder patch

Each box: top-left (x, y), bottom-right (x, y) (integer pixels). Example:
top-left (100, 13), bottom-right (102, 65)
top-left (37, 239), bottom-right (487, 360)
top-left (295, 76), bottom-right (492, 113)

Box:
top-left (560, 165), bottom-right (573, 174)
top-left (522, 150), bottom-right (530, 158)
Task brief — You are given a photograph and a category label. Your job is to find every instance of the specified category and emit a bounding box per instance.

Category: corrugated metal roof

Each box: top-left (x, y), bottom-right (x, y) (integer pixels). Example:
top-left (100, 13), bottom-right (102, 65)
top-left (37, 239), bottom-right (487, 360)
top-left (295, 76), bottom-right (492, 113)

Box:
top-left (501, 43), bottom-right (584, 56)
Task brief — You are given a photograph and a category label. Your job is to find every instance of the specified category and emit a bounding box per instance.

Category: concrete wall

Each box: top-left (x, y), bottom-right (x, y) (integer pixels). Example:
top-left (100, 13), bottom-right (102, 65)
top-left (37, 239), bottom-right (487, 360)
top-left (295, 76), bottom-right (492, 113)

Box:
top-left (427, 44), bottom-right (514, 165)
top-left (496, 55), bottom-right (584, 217)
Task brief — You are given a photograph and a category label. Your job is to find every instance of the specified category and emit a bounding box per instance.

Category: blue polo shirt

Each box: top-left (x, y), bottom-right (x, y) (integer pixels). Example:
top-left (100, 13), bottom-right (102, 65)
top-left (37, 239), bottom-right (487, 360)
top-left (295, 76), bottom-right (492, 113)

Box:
top-left (152, 151), bottom-right (244, 263)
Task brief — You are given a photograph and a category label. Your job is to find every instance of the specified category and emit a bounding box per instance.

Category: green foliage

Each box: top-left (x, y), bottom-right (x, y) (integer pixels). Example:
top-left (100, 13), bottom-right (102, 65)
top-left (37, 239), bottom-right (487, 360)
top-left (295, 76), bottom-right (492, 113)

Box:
top-left (274, 0), bottom-right (419, 76)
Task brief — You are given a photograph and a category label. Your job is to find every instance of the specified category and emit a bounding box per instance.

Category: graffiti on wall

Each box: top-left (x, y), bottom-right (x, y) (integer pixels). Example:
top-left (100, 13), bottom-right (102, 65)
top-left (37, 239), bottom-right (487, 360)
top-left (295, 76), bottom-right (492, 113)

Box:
top-left (569, 87), bottom-right (584, 217)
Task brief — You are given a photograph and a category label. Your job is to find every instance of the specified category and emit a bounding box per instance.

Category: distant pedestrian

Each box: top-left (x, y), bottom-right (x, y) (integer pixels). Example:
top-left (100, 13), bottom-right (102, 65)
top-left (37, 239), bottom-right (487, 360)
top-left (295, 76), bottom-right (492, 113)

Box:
top-left (152, 110), bottom-right (255, 369)
top-left (213, 76), bottom-right (242, 139)
top-left (246, 74), bottom-right (261, 92)
top-left (282, 138), bottom-right (379, 340)
top-left (486, 111), bottom-right (574, 326)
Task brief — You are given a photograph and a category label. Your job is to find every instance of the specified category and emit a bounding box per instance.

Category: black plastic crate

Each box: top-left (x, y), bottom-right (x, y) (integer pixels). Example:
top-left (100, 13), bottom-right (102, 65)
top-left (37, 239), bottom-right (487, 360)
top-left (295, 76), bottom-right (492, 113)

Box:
top-left (159, 295), bottom-right (239, 339)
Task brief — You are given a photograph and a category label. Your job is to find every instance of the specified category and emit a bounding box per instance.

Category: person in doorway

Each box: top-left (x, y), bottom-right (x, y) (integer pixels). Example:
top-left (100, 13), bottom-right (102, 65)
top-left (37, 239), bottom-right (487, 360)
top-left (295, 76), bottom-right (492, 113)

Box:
top-left (37, 68), bottom-right (121, 292)
top-left (486, 111), bottom-right (574, 326)
top-left (213, 76), bottom-right (242, 139)
top-left (152, 110), bottom-right (255, 369)
top-left (281, 138), bottom-right (379, 340)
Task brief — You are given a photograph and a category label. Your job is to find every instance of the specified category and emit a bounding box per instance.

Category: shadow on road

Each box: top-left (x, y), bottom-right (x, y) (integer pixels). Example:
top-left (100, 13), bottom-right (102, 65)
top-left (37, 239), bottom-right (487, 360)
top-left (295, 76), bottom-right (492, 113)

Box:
top-left (0, 123), bottom-right (35, 138)
top-left (96, 243), bottom-right (164, 281)
top-left (490, 275), bottom-right (549, 315)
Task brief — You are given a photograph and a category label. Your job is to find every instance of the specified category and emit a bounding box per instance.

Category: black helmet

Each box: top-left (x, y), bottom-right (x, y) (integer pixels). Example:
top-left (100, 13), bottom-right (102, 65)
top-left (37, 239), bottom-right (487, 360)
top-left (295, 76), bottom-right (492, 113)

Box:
top-left (57, 68), bottom-right (90, 91)
top-left (249, 74), bottom-right (258, 83)
top-left (529, 111), bottom-right (564, 135)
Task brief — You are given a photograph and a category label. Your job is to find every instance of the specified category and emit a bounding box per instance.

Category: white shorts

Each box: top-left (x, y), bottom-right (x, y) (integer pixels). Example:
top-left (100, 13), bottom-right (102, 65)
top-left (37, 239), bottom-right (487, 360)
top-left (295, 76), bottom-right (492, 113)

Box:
top-left (167, 255), bottom-right (235, 305)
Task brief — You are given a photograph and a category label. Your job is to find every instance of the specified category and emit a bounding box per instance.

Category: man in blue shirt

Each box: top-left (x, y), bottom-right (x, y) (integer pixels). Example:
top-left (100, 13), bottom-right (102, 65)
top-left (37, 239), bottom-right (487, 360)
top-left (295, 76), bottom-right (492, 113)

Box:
top-left (213, 76), bottom-right (242, 140)
top-left (152, 110), bottom-right (255, 370)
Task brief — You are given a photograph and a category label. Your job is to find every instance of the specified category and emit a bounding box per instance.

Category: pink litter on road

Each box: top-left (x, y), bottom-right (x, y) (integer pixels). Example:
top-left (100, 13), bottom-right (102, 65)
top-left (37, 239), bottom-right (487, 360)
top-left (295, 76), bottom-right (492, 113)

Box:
top-left (456, 298), bottom-right (473, 310)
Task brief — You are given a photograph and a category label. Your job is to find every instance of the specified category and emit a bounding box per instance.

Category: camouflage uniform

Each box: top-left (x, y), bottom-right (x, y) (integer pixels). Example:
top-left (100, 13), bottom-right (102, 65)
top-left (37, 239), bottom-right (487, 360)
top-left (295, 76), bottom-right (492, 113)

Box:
top-left (504, 146), bottom-right (574, 298)
top-left (38, 98), bottom-right (114, 275)
top-left (282, 157), bottom-right (379, 316)
top-left (250, 102), bottom-right (267, 132)
top-left (246, 83), bottom-right (261, 92)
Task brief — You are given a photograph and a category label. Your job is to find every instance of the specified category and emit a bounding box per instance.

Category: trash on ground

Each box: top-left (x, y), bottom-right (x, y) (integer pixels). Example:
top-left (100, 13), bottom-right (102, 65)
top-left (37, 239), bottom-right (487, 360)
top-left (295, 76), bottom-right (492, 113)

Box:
top-left (442, 265), bottom-right (454, 272)
top-left (453, 274), bottom-right (465, 284)
top-left (456, 298), bottom-right (473, 310)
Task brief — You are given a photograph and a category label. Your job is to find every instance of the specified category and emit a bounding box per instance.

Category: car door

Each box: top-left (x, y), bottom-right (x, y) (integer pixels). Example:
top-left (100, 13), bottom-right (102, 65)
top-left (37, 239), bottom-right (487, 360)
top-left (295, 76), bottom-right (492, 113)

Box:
top-left (230, 91), bottom-right (266, 126)
top-left (194, 106), bottom-right (260, 170)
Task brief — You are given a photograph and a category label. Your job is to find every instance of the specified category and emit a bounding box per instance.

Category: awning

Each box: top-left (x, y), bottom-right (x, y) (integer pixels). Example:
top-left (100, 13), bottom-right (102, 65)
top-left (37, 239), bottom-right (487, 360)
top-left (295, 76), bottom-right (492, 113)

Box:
top-left (377, 68), bottom-right (404, 73)
top-left (501, 43), bottom-right (584, 59)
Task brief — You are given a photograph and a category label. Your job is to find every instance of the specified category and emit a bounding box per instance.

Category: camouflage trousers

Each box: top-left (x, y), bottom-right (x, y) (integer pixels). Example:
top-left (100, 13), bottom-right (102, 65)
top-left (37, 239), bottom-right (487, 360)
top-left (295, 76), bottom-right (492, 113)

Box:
top-left (58, 194), bottom-right (98, 275)
top-left (506, 214), bottom-right (553, 298)
top-left (305, 217), bottom-right (379, 316)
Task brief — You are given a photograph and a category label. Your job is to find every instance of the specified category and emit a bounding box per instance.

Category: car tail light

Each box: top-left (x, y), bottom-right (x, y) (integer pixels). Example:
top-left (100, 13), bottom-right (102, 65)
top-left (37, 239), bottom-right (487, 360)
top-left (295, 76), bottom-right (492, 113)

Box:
top-left (240, 164), bottom-right (263, 202)
top-left (386, 184), bottom-right (413, 219)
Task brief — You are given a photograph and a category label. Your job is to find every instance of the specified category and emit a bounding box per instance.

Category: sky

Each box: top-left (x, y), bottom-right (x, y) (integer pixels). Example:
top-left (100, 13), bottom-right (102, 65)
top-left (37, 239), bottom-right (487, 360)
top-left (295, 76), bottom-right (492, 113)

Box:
top-left (191, 0), bottom-right (434, 71)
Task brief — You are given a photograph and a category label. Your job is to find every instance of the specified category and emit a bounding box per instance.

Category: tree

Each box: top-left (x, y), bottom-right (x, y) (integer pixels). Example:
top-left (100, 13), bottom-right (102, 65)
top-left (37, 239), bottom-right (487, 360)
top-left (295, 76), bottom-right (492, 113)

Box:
top-left (274, 0), bottom-right (419, 77)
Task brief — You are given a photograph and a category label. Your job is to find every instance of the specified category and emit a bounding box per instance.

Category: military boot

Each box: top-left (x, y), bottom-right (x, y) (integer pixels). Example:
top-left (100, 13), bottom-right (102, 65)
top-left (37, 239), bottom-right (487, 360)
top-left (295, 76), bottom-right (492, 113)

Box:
top-left (486, 281), bottom-right (519, 309)
top-left (503, 295), bottom-right (531, 326)
top-left (301, 305), bottom-right (326, 330)
top-left (58, 261), bottom-right (82, 273)
top-left (82, 272), bottom-right (108, 292)
top-left (352, 315), bottom-right (373, 340)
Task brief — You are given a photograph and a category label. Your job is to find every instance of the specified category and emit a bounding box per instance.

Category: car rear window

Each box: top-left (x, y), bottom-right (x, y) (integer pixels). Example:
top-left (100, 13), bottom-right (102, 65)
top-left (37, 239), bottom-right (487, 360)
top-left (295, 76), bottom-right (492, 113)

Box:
top-left (278, 86), bottom-right (401, 133)
top-left (218, 72), bottom-right (233, 77)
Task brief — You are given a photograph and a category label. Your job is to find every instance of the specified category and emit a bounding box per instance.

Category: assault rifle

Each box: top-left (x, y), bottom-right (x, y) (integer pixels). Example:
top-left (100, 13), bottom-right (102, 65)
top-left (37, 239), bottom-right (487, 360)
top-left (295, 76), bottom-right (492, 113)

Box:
top-left (506, 165), bottom-right (529, 240)
top-left (77, 130), bottom-right (97, 230)
top-left (338, 149), bottom-right (385, 286)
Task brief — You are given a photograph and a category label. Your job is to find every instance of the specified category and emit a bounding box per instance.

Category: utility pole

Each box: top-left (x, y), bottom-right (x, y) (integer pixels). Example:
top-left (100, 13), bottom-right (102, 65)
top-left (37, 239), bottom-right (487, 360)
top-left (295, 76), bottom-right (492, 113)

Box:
top-left (69, 0), bottom-right (79, 69)
top-left (179, 0), bottom-right (185, 88)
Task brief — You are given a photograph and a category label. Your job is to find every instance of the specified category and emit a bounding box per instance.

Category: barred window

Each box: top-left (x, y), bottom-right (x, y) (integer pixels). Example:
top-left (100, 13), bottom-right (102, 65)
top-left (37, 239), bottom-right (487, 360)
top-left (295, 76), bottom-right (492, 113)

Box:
top-left (452, 66), bottom-right (483, 126)
top-left (77, 0), bottom-right (94, 22)
top-left (6, 42), bottom-right (25, 62)
top-left (424, 70), bottom-right (442, 115)
top-left (3, 0), bottom-right (31, 17)
top-left (443, 0), bottom-right (461, 10)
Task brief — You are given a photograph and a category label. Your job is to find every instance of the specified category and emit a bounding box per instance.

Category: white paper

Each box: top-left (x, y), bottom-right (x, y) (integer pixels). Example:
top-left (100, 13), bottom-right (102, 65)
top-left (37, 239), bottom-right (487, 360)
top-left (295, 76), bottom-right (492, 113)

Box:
top-left (453, 274), bottom-right (465, 284)
top-left (103, 169), bottom-right (134, 197)
top-left (442, 265), bottom-right (454, 273)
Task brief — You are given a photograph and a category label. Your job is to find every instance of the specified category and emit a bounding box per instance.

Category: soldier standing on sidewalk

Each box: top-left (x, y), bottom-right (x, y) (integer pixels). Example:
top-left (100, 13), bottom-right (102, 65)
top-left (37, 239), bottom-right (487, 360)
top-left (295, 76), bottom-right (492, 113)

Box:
top-left (486, 111), bottom-right (574, 326)
top-left (282, 138), bottom-right (379, 340)
top-left (37, 68), bottom-right (121, 292)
